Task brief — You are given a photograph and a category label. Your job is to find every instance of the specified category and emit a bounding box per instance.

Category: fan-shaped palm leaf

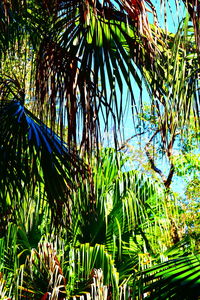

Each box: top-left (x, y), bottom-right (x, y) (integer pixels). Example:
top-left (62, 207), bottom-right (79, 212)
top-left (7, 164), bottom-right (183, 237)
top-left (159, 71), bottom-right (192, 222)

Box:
top-left (0, 0), bottom-right (160, 153)
top-left (0, 100), bottom-right (84, 225)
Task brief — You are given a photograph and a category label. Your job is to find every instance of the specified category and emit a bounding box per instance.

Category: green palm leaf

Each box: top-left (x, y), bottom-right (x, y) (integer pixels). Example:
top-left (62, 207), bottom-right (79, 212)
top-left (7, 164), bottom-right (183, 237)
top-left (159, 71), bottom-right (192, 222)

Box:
top-left (141, 253), bottom-right (200, 299)
top-left (0, 100), bottom-right (84, 225)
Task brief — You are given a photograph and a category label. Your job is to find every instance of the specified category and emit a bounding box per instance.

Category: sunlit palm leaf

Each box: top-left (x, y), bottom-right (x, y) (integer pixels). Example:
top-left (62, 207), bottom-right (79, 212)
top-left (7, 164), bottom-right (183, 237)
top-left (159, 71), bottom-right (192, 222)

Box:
top-left (0, 223), bottom-right (19, 297)
top-left (65, 243), bottom-right (119, 298)
top-left (182, 0), bottom-right (200, 58)
top-left (70, 148), bottom-right (171, 282)
top-left (142, 16), bottom-right (199, 180)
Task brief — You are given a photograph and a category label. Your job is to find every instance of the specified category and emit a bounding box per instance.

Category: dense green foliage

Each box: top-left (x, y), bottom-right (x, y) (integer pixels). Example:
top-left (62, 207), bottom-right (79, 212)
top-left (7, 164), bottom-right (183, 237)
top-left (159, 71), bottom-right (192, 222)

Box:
top-left (0, 0), bottom-right (199, 299)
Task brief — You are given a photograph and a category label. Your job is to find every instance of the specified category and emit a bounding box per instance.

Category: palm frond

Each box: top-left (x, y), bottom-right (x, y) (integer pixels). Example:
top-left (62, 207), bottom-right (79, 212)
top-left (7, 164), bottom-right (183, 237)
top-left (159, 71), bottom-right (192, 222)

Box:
top-left (182, 0), bottom-right (200, 59)
top-left (19, 241), bottom-right (66, 299)
top-left (0, 223), bottom-right (19, 298)
top-left (141, 253), bottom-right (200, 299)
top-left (0, 0), bottom-right (161, 153)
top-left (144, 16), bottom-right (199, 136)
top-left (0, 100), bottom-right (84, 225)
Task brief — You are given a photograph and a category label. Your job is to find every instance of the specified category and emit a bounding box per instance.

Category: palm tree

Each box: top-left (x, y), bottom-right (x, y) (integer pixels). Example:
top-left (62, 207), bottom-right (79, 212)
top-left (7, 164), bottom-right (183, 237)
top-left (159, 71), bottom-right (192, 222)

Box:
top-left (0, 0), bottom-right (158, 222)
top-left (0, 0), bottom-right (199, 299)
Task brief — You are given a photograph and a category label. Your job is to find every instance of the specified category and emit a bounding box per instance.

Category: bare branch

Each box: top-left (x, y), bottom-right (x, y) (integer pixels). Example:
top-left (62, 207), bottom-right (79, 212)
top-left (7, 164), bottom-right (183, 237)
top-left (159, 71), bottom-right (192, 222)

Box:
top-left (145, 129), bottom-right (176, 189)
top-left (117, 131), bottom-right (146, 151)
top-left (145, 129), bottom-right (168, 183)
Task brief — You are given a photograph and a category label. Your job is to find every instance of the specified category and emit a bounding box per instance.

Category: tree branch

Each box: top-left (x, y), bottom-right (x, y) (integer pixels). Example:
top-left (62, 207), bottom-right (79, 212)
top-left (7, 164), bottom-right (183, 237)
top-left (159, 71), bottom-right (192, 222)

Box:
top-left (117, 131), bottom-right (146, 151)
top-left (165, 164), bottom-right (175, 189)
top-left (145, 129), bottom-right (168, 183)
top-left (145, 129), bottom-right (176, 189)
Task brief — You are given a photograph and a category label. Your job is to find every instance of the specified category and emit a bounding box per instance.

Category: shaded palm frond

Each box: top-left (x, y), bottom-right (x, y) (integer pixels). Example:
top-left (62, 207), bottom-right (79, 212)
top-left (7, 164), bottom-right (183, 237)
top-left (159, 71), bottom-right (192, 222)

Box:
top-left (141, 253), bottom-right (200, 299)
top-left (20, 240), bottom-right (119, 299)
top-left (0, 100), bottom-right (84, 226)
top-left (19, 242), bottom-right (66, 299)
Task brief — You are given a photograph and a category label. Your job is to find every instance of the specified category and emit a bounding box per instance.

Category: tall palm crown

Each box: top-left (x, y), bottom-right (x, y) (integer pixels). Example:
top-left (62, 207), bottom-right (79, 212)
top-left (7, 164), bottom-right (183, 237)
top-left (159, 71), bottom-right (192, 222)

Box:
top-left (1, 0), bottom-right (198, 150)
top-left (0, 0), bottom-right (157, 148)
top-left (0, 0), bottom-right (161, 227)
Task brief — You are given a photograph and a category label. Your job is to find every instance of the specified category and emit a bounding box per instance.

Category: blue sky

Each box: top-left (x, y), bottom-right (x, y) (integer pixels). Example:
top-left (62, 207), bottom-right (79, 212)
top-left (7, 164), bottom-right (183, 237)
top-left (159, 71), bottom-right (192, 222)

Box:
top-left (150, 0), bottom-right (185, 32)
top-left (102, 1), bottom-right (197, 198)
